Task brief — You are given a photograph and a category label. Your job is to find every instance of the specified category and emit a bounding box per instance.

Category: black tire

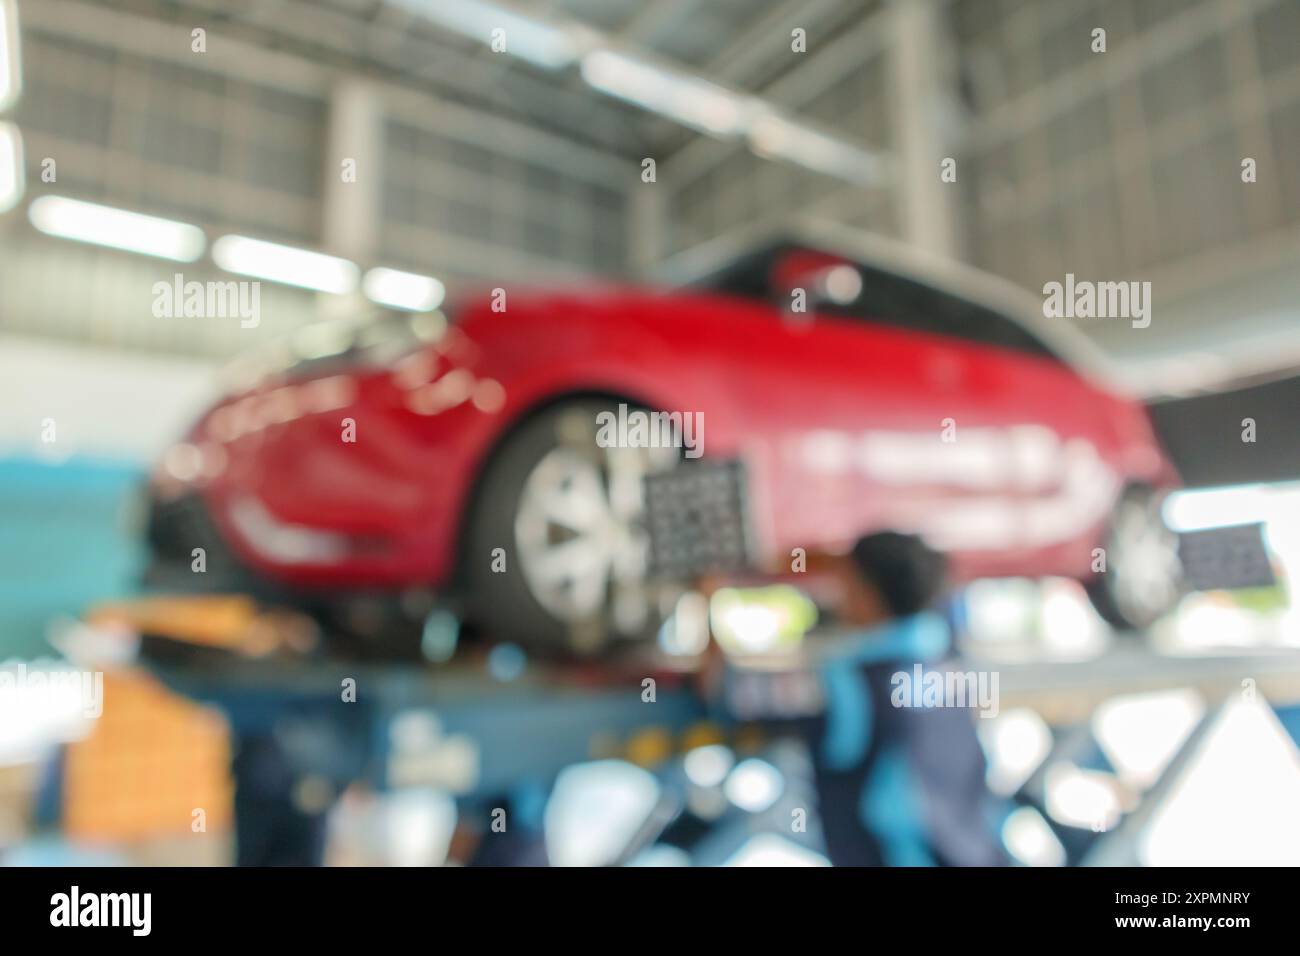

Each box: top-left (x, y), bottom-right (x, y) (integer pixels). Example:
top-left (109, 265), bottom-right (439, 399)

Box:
top-left (1085, 486), bottom-right (1184, 632)
top-left (1085, 573), bottom-right (1141, 633)
top-left (464, 398), bottom-right (677, 655)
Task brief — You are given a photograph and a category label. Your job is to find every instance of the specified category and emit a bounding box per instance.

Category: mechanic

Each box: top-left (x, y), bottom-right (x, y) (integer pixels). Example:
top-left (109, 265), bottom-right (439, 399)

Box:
top-left (807, 532), bottom-right (1008, 865)
top-left (708, 532), bottom-right (1009, 866)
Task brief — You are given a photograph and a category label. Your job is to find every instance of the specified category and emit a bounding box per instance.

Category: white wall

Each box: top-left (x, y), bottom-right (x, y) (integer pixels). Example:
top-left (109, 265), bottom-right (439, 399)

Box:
top-left (0, 333), bottom-right (220, 464)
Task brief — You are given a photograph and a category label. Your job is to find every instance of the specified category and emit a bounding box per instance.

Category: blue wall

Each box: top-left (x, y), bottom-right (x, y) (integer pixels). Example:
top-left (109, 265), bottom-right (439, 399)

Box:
top-left (0, 456), bottom-right (145, 659)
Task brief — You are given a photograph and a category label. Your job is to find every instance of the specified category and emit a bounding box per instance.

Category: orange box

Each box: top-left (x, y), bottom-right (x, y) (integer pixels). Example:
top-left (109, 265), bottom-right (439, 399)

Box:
top-left (63, 669), bottom-right (233, 843)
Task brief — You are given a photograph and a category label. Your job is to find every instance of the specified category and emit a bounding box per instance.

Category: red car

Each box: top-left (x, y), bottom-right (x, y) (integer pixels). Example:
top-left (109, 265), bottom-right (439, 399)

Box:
top-left (144, 226), bottom-right (1183, 652)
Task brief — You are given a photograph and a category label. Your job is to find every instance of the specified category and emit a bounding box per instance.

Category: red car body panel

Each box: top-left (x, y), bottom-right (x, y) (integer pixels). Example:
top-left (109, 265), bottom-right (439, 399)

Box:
top-left (169, 282), bottom-right (1175, 594)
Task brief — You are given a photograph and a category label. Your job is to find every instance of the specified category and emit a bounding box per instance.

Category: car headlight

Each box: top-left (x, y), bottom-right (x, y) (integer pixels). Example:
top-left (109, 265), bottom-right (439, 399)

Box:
top-left (229, 496), bottom-right (350, 564)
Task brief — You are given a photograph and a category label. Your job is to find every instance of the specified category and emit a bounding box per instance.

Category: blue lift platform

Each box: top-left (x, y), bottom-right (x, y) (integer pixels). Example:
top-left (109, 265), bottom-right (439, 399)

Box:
top-left (99, 593), bottom-right (1300, 867)
top-left (112, 595), bottom-right (823, 865)
top-left (142, 631), bottom-right (715, 803)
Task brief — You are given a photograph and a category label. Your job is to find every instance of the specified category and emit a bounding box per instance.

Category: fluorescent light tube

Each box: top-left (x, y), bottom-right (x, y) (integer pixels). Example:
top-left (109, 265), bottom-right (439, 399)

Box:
top-left (363, 267), bottom-right (445, 312)
top-left (28, 195), bottom-right (206, 261)
top-left (749, 112), bottom-right (886, 184)
top-left (0, 0), bottom-right (21, 113)
top-left (391, 0), bottom-right (580, 69)
top-left (213, 235), bottom-right (359, 294)
top-left (581, 49), bottom-right (747, 137)
top-left (0, 121), bottom-right (22, 213)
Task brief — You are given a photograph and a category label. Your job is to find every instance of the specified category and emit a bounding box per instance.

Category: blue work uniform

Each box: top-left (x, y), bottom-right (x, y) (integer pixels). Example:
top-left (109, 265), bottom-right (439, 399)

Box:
top-left (810, 611), bottom-right (1007, 867)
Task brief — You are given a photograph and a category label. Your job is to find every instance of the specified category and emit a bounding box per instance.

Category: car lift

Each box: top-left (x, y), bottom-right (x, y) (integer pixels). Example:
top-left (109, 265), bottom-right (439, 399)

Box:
top-left (83, 462), bottom-right (832, 865)
top-left (85, 589), bottom-right (1300, 866)
top-left (995, 643), bottom-right (1300, 852)
top-left (91, 594), bottom-right (813, 865)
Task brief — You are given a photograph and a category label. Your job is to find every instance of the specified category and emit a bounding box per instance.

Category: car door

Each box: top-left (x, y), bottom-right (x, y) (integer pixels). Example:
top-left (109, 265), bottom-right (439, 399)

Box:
top-left (726, 266), bottom-right (982, 561)
top-left (924, 298), bottom-right (1125, 575)
top-left (728, 263), bottom-right (1119, 575)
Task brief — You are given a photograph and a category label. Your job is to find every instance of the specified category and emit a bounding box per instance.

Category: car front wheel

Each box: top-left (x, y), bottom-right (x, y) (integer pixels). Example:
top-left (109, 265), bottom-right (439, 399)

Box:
top-left (465, 398), bottom-right (680, 654)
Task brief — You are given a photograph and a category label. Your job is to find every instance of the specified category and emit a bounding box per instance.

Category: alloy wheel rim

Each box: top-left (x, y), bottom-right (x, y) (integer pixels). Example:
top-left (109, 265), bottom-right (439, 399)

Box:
top-left (513, 416), bottom-right (677, 635)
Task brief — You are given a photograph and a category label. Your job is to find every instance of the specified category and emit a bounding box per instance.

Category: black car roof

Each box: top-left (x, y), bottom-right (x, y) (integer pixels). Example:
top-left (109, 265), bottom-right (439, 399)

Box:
top-left (654, 219), bottom-right (1122, 391)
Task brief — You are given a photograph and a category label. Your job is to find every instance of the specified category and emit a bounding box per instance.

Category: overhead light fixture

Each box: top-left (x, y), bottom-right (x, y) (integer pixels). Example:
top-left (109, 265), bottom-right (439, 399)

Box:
top-left (581, 49), bottom-right (749, 138)
top-left (391, 0), bottom-right (584, 69)
top-left (749, 112), bottom-right (888, 185)
top-left (0, 121), bottom-right (22, 213)
top-left (28, 195), bottom-right (206, 261)
top-left (0, 0), bottom-right (21, 113)
top-left (363, 266), bottom-right (445, 312)
top-left (213, 235), bottom-right (359, 294)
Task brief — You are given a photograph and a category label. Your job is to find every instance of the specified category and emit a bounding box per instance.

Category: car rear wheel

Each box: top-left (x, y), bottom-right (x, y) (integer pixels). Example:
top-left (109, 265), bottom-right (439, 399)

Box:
top-left (1085, 486), bottom-right (1184, 632)
top-left (465, 399), bottom-right (680, 654)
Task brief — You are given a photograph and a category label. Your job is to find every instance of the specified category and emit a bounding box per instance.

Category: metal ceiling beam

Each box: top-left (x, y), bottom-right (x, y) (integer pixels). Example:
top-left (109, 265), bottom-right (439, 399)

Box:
top-left (662, 2), bottom-right (895, 188)
top-left (100, 0), bottom-right (647, 156)
top-left (617, 0), bottom-right (701, 43)
top-left (24, 0), bottom-right (328, 95)
top-left (357, 0), bottom-right (643, 149)
top-left (633, 0), bottom-right (854, 151)
top-left (24, 0), bottom-right (637, 187)
top-left (388, 0), bottom-right (890, 187)
top-left (704, 0), bottom-right (850, 84)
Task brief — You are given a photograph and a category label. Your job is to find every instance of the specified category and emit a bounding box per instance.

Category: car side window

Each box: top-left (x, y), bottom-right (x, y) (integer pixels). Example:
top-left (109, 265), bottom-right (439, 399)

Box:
top-left (824, 267), bottom-right (1061, 363)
